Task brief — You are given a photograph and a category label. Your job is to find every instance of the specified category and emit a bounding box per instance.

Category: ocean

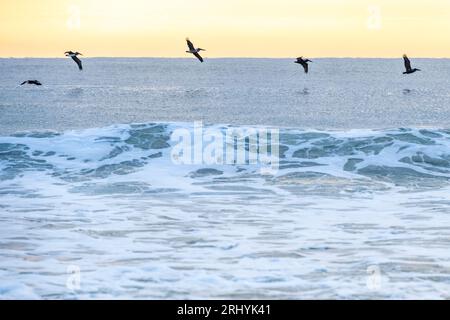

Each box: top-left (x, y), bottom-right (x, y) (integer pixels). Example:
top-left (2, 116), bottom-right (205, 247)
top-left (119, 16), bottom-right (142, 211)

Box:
top-left (1, 58), bottom-right (450, 299)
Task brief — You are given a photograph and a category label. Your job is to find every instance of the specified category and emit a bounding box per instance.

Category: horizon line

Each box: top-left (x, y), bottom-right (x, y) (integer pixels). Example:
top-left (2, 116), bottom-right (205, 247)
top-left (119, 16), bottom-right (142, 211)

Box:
top-left (2, 56), bottom-right (450, 59)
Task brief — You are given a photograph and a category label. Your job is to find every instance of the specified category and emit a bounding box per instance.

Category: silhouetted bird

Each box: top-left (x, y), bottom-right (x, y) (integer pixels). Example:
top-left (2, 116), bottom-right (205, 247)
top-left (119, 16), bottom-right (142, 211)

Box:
top-left (65, 51), bottom-right (83, 70)
top-left (295, 57), bottom-right (312, 74)
top-left (186, 38), bottom-right (205, 63)
top-left (21, 80), bottom-right (42, 86)
top-left (403, 54), bottom-right (420, 74)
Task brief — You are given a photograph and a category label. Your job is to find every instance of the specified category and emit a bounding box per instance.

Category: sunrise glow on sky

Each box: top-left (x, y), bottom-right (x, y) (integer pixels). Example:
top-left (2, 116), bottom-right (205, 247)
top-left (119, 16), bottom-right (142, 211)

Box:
top-left (1, 0), bottom-right (450, 57)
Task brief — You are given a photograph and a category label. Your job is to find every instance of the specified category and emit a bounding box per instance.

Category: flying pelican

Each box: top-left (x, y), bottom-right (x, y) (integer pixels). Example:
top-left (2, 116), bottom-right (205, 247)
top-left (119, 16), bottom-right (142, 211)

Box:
top-left (295, 57), bottom-right (312, 74)
top-left (186, 38), bottom-right (205, 63)
top-left (20, 80), bottom-right (42, 86)
top-left (65, 51), bottom-right (83, 70)
top-left (403, 54), bottom-right (420, 74)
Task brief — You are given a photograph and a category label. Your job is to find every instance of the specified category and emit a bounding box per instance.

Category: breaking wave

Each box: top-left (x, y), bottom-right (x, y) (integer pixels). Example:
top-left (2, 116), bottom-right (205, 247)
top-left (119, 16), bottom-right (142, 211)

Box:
top-left (1, 123), bottom-right (450, 193)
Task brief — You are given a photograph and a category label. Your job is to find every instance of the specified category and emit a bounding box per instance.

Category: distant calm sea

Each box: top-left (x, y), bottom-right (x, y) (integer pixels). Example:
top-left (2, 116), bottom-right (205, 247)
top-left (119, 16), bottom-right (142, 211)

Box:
top-left (1, 58), bottom-right (450, 299)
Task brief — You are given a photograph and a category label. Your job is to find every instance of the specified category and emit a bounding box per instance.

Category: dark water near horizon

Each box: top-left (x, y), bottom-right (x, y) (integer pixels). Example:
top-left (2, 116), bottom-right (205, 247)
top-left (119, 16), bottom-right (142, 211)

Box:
top-left (1, 58), bottom-right (450, 134)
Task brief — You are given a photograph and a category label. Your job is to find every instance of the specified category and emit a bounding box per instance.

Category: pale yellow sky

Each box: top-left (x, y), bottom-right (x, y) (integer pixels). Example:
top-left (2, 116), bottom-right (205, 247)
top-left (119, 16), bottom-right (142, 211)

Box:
top-left (1, 0), bottom-right (450, 57)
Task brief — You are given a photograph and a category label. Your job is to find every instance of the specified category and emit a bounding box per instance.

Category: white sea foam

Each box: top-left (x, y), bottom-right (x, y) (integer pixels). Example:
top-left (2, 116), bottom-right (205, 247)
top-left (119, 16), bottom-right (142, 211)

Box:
top-left (1, 122), bottom-right (450, 299)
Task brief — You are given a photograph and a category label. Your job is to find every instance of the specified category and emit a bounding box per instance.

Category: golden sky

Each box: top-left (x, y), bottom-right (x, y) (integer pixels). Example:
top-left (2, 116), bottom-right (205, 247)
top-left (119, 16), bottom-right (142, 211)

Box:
top-left (1, 0), bottom-right (449, 57)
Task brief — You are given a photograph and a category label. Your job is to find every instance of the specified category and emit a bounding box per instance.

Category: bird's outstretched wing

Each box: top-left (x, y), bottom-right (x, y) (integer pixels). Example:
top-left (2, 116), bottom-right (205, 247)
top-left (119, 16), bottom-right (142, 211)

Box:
top-left (302, 62), bottom-right (308, 74)
top-left (193, 52), bottom-right (204, 63)
top-left (186, 38), bottom-right (195, 51)
top-left (403, 54), bottom-right (412, 72)
top-left (72, 56), bottom-right (83, 70)
top-left (20, 81), bottom-right (27, 85)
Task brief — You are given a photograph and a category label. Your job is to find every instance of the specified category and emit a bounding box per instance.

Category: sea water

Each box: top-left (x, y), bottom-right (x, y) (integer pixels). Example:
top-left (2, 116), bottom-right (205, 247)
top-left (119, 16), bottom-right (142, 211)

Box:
top-left (0, 58), bottom-right (450, 299)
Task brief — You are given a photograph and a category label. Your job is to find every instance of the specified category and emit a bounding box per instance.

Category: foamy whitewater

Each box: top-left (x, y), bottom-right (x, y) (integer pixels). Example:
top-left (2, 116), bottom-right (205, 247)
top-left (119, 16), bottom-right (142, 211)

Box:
top-left (1, 59), bottom-right (450, 299)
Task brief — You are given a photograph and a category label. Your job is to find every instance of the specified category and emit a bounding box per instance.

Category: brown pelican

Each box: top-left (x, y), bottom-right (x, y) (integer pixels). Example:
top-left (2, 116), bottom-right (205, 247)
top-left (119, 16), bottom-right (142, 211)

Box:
top-left (65, 51), bottom-right (83, 70)
top-left (295, 57), bottom-right (312, 74)
top-left (403, 54), bottom-right (420, 74)
top-left (21, 80), bottom-right (42, 86)
top-left (186, 38), bottom-right (205, 63)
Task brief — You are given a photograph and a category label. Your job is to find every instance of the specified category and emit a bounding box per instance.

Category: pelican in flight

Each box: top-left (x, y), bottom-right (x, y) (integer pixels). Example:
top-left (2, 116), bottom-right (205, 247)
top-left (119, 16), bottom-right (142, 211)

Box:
top-left (21, 80), bottom-right (42, 86)
top-left (65, 51), bottom-right (83, 70)
top-left (403, 54), bottom-right (420, 74)
top-left (295, 57), bottom-right (312, 74)
top-left (186, 38), bottom-right (205, 63)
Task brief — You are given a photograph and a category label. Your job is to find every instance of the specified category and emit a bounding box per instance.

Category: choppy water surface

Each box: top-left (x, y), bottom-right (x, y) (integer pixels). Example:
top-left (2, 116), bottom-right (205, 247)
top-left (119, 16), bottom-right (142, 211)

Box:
top-left (1, 123), bottom-right (450, 299)
top-left (1, 58), bottom-right (450, 134)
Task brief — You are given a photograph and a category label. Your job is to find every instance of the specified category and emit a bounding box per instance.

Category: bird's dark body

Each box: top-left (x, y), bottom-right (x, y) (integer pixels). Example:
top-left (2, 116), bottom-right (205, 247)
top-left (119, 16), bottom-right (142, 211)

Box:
top-left (403, 54), bottom-right (420, 74)
top-left (403, 69), bottom-right (420, 74)
top-left (295, 57), bottom-right (311, 74)
top-left (186, 38), bottom-right (205, 63)
top-left (65, 51), bottom-right (83, 70)
top-left (21, 80), bottom-right (42, 86)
